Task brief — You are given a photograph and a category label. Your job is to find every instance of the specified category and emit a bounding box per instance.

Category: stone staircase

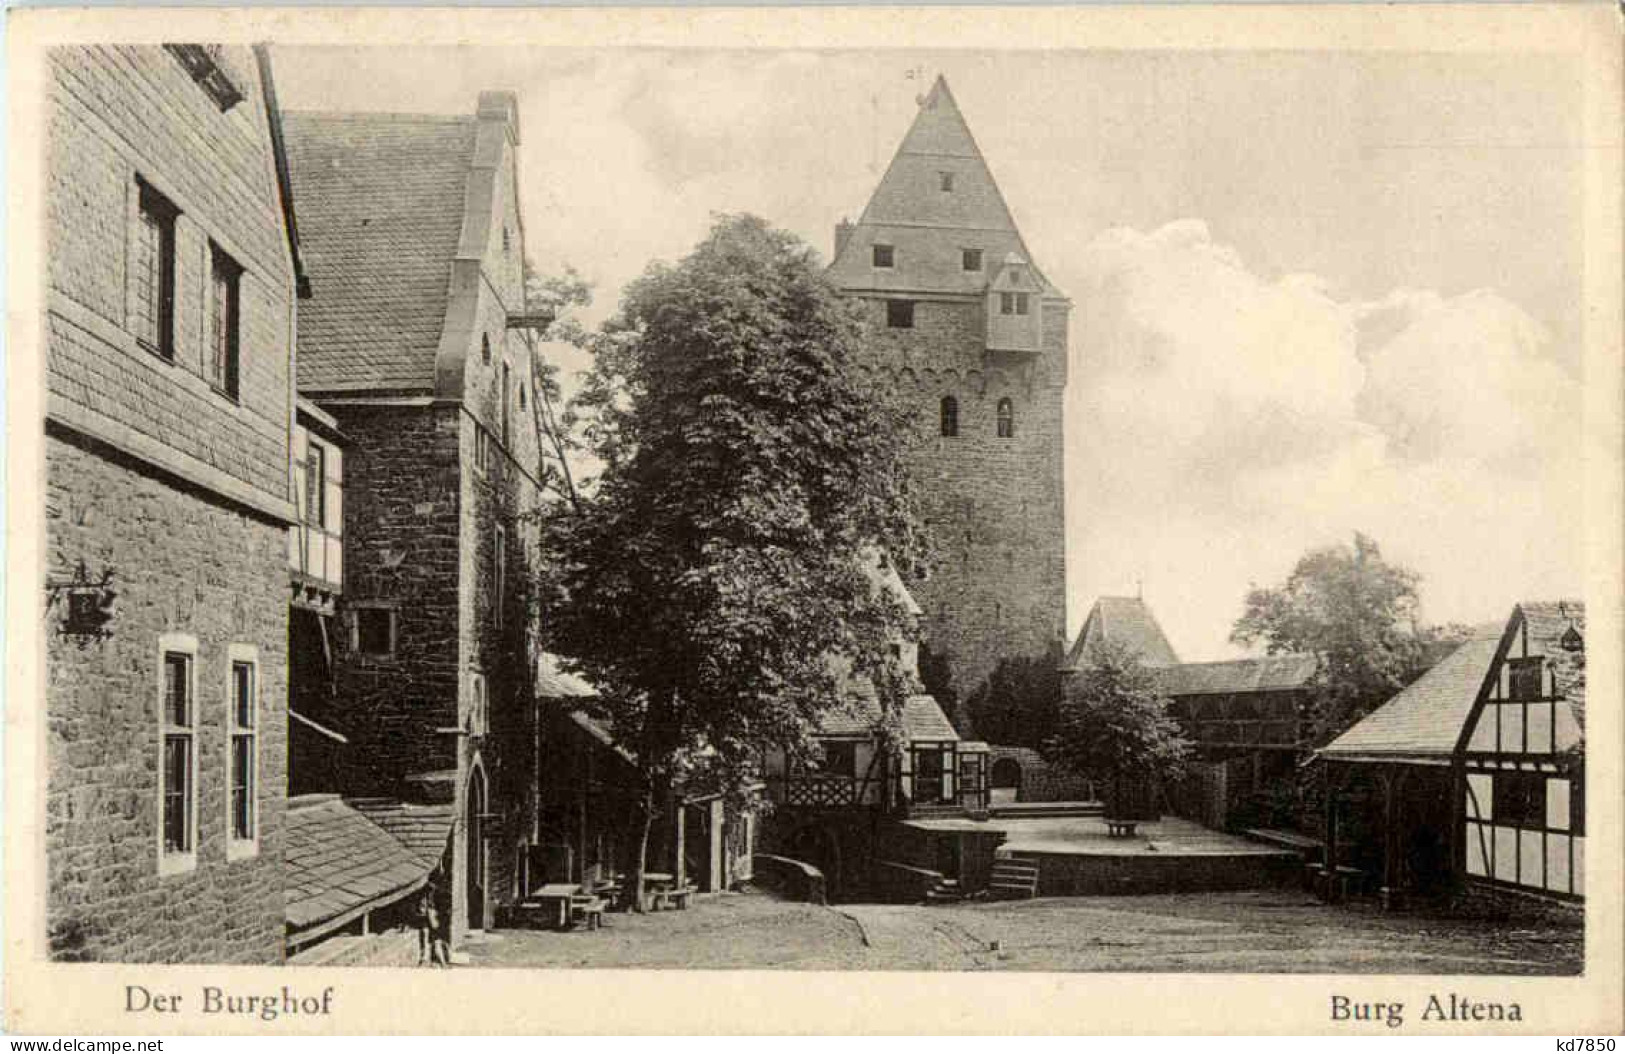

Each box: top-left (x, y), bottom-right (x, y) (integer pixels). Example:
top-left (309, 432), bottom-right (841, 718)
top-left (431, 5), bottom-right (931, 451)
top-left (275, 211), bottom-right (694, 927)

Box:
top-left (923, 875), bottom-right (963, 904)
top-left (986, 857), bottom-right (1040, 900)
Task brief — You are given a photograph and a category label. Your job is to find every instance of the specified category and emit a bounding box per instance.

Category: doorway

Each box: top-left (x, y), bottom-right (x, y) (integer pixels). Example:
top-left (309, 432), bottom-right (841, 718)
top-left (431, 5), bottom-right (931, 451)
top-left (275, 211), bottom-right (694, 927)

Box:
top-left (466, 765), bottom-right (487, 930)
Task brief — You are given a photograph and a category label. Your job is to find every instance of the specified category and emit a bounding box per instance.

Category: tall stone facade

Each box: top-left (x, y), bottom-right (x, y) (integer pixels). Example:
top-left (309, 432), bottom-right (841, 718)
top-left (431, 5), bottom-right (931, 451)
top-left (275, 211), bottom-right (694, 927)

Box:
top-left (285, 92), bottom-right (545, 939)
top-left (43, 45), bottom-right (298, 962)
top-left (828, 77), bottom-right (1069, 716)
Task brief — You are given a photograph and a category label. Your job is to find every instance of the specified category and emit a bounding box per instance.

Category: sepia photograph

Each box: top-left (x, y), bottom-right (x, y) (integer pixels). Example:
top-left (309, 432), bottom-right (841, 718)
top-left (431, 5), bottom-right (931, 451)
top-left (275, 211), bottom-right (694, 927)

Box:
top-left (6, 4), bottom-right (1621, 1036)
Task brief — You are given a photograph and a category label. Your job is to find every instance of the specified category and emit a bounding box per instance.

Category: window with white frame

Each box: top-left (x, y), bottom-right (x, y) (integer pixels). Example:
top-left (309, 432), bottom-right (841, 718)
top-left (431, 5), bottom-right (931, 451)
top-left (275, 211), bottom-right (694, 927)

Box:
top-left (227, 646), bottom-right (259, 856)
top-left (159, 636), bottom-right (198, 872)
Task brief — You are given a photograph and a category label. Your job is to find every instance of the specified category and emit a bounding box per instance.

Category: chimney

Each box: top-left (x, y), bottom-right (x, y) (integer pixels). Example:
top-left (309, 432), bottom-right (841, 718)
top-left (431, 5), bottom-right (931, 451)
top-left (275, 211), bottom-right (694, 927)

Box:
top-left (834, 219), bottom-right (854, 261)
top-left (476, 90), bottom-right (520, 145)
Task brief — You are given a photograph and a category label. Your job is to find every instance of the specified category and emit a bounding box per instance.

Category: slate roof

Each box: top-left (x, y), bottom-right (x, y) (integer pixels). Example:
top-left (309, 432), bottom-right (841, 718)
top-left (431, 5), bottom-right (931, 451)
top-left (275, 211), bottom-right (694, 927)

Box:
top-left (816, 681), bottom-right (960, 742)
top-left (282, 112), bottom-right (476, 393)
top-left (1157, 654), bottom-right (1318, 697)
top-left (284, 795), bottom-right (435, 934)
top-left (1519, 600), bottom-right (1586, 733)
top-left (1062, 597), bottom-right (1181, 670)
top-left (827, 77), bottom-right (1061, 298)
top-left (1319, 634), bottom-right (1501, 759)
top-left (347, 798), bottom-right (455, 868)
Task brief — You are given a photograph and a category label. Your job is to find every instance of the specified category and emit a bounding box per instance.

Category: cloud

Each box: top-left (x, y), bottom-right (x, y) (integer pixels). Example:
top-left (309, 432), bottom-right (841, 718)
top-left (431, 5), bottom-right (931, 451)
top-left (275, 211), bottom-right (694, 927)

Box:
top-left (1063, 221), bottom-right (1582, 658)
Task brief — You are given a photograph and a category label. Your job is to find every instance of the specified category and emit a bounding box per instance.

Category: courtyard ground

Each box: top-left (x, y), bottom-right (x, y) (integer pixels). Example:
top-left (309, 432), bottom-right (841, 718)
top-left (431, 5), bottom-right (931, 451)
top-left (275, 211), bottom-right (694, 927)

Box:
top-left (463, 887), bottom-right (1582, 974)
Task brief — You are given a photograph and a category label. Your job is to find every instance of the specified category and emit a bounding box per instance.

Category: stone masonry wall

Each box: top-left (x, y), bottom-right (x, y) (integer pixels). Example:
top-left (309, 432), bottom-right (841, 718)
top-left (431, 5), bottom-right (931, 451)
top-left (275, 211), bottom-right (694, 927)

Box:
top-left (852, 293), bottom-right (1069, 717)
top-left (45, 431), bottom-right (289, 963)
top-left (326, 404), bottom-right (463, 793)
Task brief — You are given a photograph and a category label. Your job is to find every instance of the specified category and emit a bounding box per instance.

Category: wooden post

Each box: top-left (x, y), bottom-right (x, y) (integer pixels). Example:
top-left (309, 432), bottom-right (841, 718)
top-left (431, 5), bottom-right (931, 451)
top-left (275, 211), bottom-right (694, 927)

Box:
top-left (674, 800), bottom-right (687, 889)
top-left (1322, 765), bottom-right (1339, 901)
top-left (1381, 769), bottom-right (1402, 911)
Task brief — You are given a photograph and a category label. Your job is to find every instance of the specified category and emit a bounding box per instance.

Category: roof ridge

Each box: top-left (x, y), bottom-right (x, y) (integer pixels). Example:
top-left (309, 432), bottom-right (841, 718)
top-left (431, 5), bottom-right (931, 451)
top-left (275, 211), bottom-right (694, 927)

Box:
top-left (283, 110), bottom-right (475, 126)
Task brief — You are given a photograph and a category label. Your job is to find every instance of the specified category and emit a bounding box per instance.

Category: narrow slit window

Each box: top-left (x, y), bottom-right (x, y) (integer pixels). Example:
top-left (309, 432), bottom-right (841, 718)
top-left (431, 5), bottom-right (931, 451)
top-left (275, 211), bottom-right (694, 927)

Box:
top-left (996, 398), bottom-right (1014, 438)
top-left (939, 171), bottom-right (955, 192)
top-left (940, 395), bottom-right (959, 437)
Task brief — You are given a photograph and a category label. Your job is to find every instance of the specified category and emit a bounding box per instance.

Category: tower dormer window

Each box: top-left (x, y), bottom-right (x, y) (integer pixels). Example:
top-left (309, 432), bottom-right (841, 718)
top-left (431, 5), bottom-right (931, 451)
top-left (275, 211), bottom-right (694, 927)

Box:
top-left (1000, 292), bottom-right (1031, 316)
top-left (996, 398), bottom-right (1014, 439)
top-left (962, 249), bottom-right (982, 272)
top-left (939, 171), bottom-right (955, 192)
top-left (873, 244), bottom-right (895, 269)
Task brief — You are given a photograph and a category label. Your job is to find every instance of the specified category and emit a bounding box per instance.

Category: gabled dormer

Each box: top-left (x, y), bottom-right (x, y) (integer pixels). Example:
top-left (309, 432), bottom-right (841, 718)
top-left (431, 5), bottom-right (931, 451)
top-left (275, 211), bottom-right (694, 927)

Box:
top-left (986, 252), bottom-right (1043, 353)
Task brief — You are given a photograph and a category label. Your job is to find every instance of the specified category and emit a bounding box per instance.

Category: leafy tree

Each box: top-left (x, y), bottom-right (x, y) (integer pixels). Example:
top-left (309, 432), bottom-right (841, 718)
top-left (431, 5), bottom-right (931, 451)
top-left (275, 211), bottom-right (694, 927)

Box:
top-left (536, 214), bottom-right (926, 906)
top-left (1231, 532), bottom-right (1449, 743)
top-left (519, 262), bottom-right (594, 511)
top-left (965, 655), bottom-right (1063, 749)
top-left (1044, 638), bottom-right (1192, 792)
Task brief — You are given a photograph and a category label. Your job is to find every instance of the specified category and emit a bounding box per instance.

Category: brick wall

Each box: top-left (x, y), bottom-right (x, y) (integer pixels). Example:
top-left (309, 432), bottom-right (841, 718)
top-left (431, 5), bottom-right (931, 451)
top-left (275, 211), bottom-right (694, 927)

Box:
top-left (851, 294), bottom-right (1069, 713)
top-left (45, 431), bottom-right (289, 963)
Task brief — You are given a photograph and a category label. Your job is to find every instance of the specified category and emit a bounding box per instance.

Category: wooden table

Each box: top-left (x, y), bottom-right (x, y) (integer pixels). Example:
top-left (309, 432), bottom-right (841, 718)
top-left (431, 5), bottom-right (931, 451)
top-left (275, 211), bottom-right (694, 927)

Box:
top-left (641, 872), bottom-right (674, 911)
top-left (532, 883), bottom-right (582, 929)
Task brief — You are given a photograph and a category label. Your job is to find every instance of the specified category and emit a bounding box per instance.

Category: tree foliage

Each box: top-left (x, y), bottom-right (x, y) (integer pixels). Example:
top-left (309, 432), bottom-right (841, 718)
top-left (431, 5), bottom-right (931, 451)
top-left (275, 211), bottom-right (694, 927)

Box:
top-left (536, 214), bottom-right (927, 889)
top-left (965, 655), bottom-right (1063, 750)
top-left (1044, 638), bottom-right (1191, 785)
top-left (1231, 531), bottom-right (1457, 743)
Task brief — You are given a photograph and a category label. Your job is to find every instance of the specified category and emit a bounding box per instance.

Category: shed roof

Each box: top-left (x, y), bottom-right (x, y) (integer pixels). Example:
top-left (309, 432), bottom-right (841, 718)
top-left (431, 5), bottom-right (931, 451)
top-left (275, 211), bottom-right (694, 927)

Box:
top-left (347, 798), bottom-right (455, 868)
top-left (1063, 596), bottom-right (1181, 670)
top-left (284, 795), bottom-right (435, 936)
top-left (1157, 654), bottom-right (1318, 697)
top-left (282, 112), bottom-right (476, 394)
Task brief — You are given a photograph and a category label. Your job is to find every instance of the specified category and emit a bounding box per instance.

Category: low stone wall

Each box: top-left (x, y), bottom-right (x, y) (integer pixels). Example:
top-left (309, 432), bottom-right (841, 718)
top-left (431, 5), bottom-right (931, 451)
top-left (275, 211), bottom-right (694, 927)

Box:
top-left (986, 746), bottom-right (1094, 803)
top-left (1009, 848), bottom-right (1300, 897)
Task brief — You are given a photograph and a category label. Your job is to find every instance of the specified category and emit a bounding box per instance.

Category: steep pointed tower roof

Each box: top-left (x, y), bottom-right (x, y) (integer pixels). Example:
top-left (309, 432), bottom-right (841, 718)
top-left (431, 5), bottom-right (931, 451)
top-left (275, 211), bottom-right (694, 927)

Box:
top-left (827, 76), bottom-right (1062, 298)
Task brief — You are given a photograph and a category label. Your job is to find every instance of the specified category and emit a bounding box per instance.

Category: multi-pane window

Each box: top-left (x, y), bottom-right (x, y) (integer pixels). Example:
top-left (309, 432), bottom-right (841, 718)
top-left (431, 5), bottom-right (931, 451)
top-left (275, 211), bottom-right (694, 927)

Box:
top-left (999, 292), bottom-right (1032, 316)
top-left (962, 249), bottom-right (982, 272)
top-left (161, 650), bottom-right (194, 860)
top-left (996, 398), bottom-right (1014, 438)
top-left (940, 395), bottom-right (959, 437)
top-left (872, 244), bottom-right (895, 268)
top-left (886, 299), bottom-right (914, 329)
top-left (304, 442), bottom-right (327, 528)
top-left (229, 658), bottom-right (257, 846)
top-left (207, 245), bottom-right (242, 398)
top-left (822, 741), bottom-right (858, 779)
top-left (1508, 657), bottom-right (1544, 701)
top-left (134, 180), bottom-right (179, 360)
top-left (1493, 772), bottom-right (1545, 828)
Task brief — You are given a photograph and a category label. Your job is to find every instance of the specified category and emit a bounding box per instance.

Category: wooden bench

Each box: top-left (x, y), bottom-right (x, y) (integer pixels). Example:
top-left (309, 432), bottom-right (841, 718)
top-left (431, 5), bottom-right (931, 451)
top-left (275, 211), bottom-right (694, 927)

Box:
top-left (652, 884), bottom-right (696, 911)
top-left (569, 896), bottom-right (607, 930)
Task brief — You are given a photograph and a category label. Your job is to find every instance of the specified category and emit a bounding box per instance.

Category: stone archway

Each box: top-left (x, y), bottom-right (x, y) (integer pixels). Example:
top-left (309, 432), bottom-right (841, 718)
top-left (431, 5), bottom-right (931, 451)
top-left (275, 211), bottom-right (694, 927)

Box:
top-left (991, 757), bottom-right (1023, 804)
top-left (785, 824), bottom-right (842, 900)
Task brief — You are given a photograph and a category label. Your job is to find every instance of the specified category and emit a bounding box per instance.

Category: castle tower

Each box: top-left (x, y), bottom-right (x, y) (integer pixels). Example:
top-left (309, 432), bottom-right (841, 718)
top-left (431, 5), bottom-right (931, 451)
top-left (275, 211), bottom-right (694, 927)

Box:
top-left (828, 76), bottom-right (1068, 722)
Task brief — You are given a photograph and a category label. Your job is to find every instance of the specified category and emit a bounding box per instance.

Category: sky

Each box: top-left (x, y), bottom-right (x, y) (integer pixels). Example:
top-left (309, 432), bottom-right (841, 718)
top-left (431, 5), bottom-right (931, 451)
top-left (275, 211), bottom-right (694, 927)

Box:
top-left (273, 46), bottom-right (1586, 660)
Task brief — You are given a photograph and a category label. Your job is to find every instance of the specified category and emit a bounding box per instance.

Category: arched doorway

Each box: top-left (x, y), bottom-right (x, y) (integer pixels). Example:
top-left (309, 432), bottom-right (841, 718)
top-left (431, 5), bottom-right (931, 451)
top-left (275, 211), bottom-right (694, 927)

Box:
top-left (785, 824), bottom-right (841, 900)
top-left (991, 758), bottom-right (1023, 804)
top-left (466, 765), bottom-right (487, 931)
